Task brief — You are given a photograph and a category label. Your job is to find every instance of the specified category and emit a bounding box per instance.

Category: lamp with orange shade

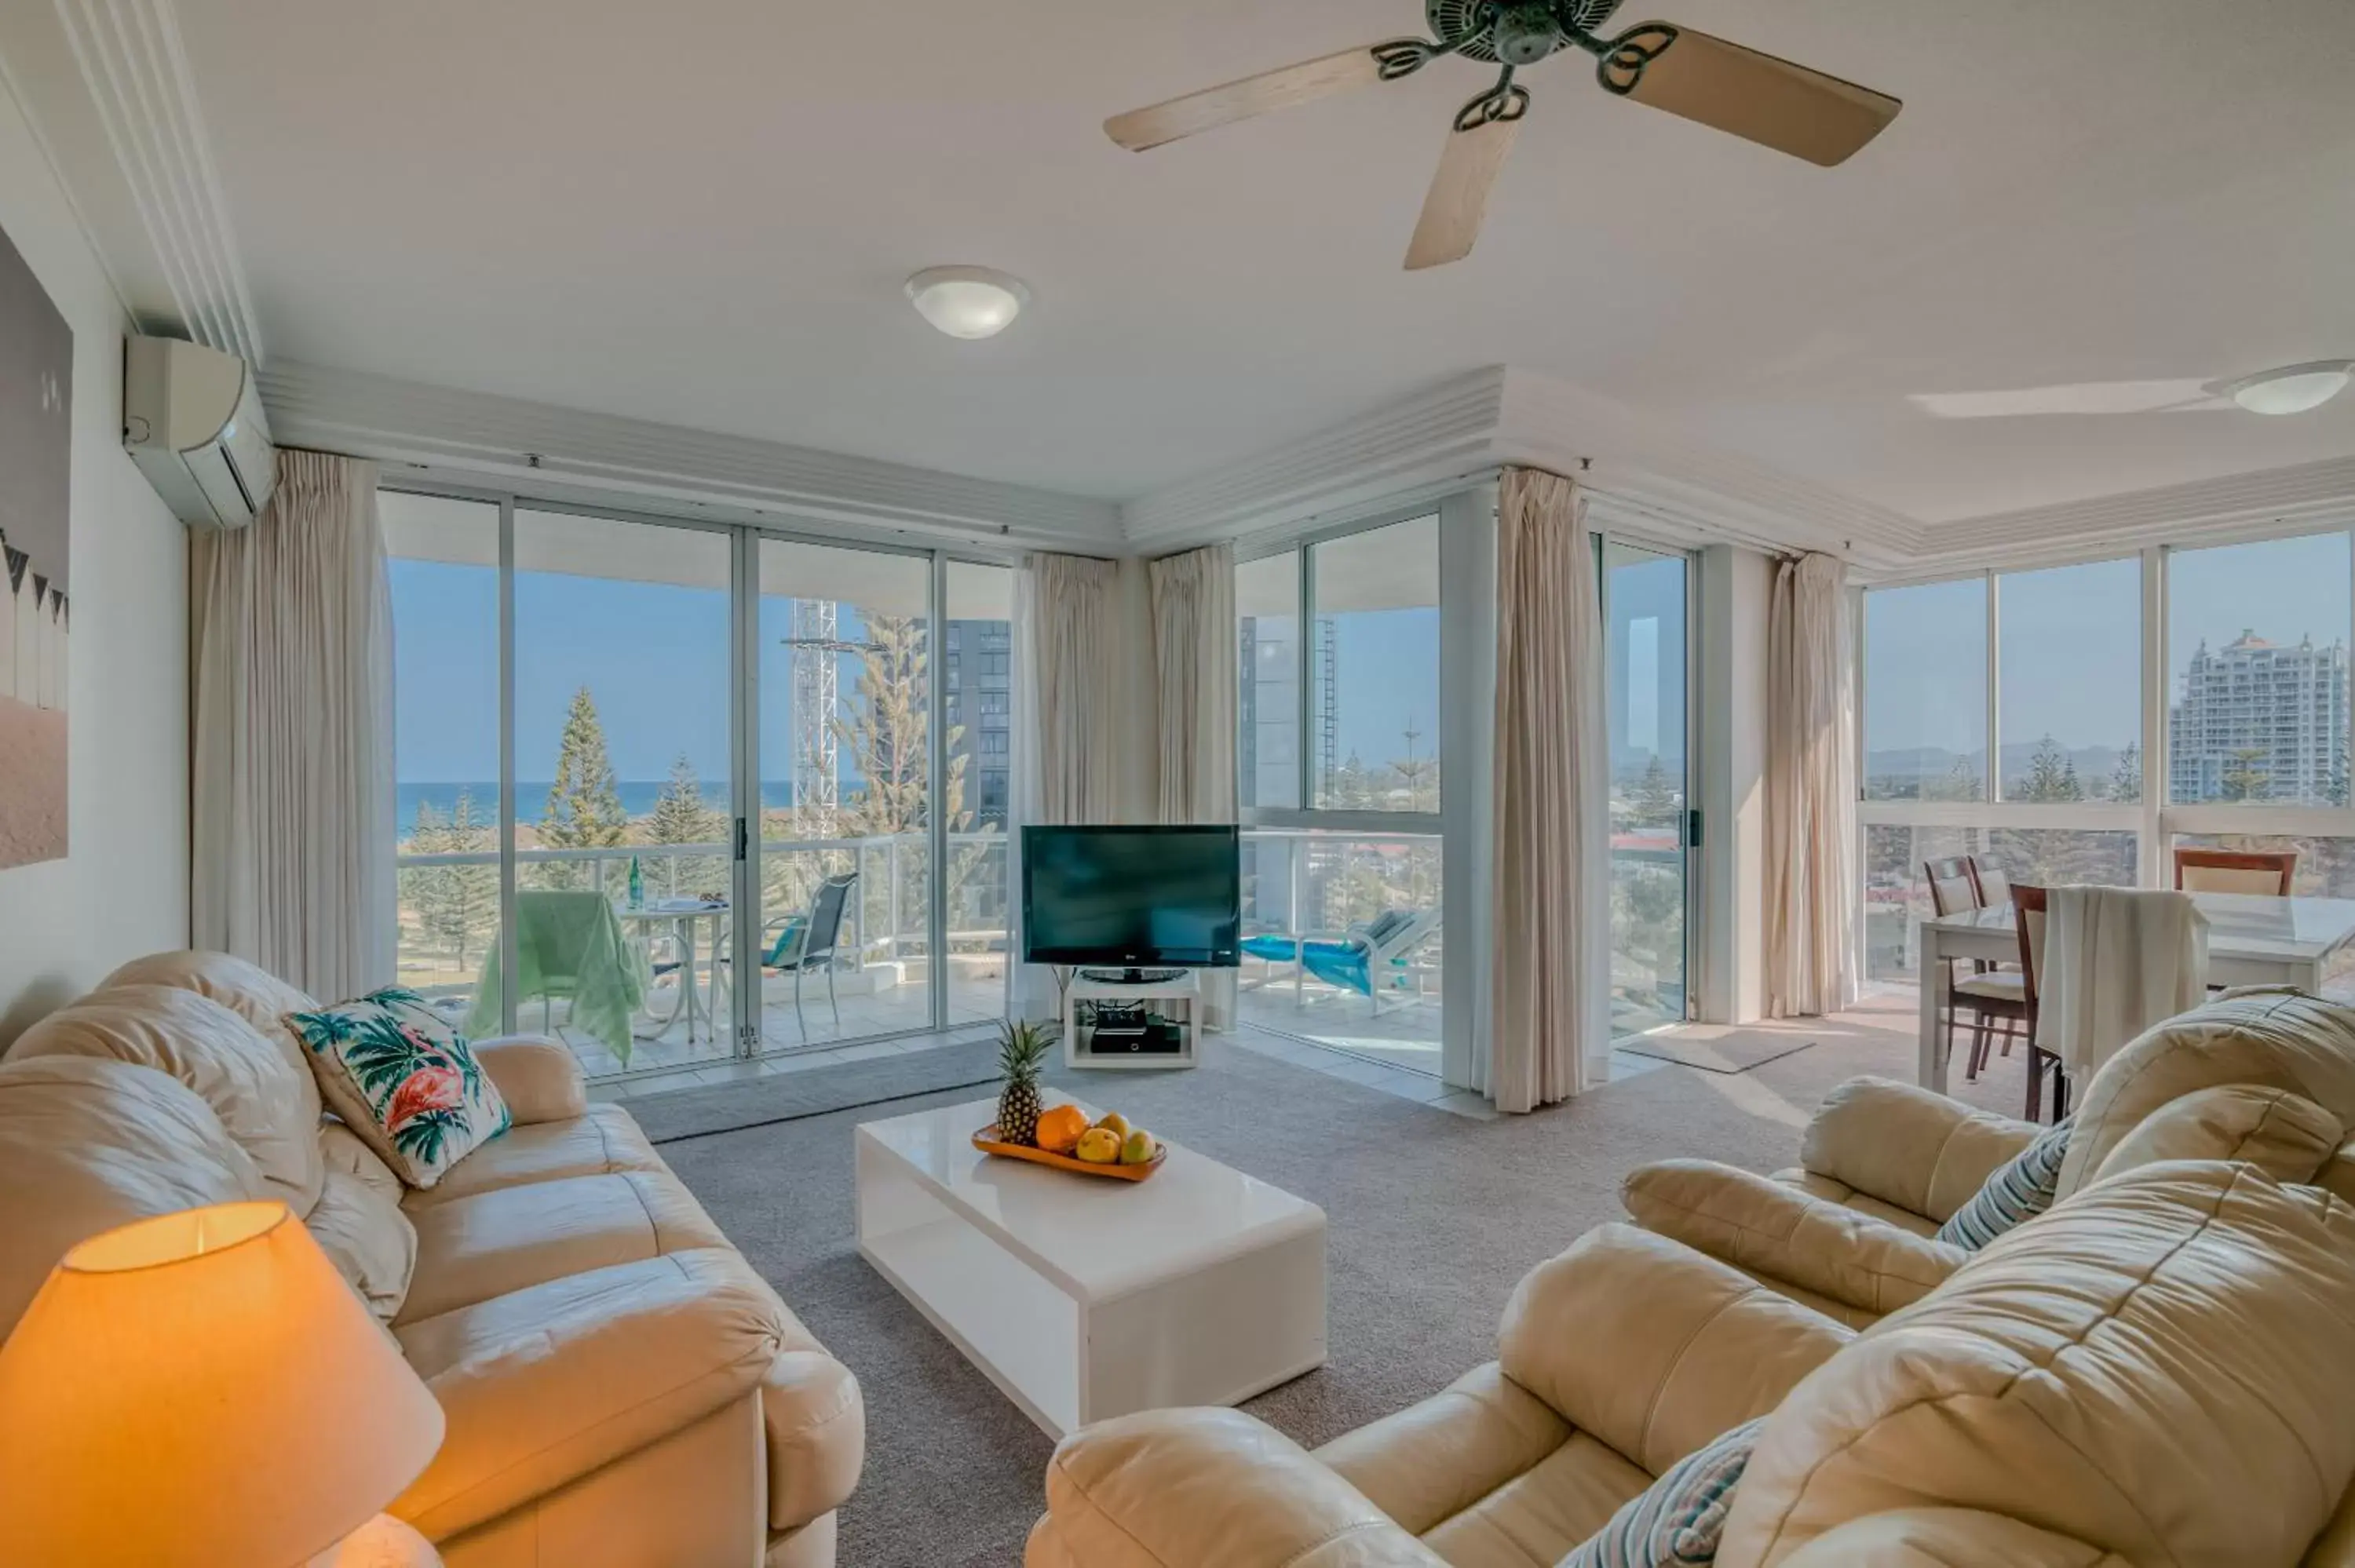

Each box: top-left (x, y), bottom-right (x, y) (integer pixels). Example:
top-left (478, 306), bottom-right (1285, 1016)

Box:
top-left (0, 1200), bottom-right (446, 1567)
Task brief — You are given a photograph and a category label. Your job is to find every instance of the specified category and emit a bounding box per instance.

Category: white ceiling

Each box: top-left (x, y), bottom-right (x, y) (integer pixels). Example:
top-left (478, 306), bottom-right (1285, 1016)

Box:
top-left (166, 0), bottom-right (2355, 526)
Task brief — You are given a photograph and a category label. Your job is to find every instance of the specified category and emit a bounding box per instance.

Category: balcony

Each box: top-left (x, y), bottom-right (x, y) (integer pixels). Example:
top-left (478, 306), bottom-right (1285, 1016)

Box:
top-left (396, 833), bottom-right (1007, 1077)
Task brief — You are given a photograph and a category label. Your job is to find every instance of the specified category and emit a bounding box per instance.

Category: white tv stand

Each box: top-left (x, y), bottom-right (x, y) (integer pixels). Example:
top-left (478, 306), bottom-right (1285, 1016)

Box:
top-left (1064, 969), bottom-right (1199, 1070)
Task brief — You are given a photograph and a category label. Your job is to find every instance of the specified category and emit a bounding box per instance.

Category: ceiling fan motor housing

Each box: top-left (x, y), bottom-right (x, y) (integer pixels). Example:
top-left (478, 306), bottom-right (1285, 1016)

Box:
top-left (1428, 0), bottom-right (1623, 63)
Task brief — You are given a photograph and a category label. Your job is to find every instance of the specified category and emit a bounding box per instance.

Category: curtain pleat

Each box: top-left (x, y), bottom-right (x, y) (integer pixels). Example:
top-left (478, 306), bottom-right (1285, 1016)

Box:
top-left (1764, 552), bottom-right (1859, 1018)
top-left (1006, 551), bottom-right (1122, 1019)
top-left (1148, 544), bottom-right (1238, 1030)
top-left (191, 450), bottom-right (393, 1000)
top-left (1488, 469), bottom-right (1603, 1112)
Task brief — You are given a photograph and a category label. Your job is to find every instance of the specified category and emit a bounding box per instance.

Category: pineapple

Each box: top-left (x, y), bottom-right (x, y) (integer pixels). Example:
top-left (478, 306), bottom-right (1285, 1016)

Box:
top-left (995, 1019), bottom-right (1053, 1146)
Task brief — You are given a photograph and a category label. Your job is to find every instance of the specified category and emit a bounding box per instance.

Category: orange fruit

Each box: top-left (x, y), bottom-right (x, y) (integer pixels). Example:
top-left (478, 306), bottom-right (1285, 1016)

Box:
top-left (1033, 1103), bottom-right (1090, 1154)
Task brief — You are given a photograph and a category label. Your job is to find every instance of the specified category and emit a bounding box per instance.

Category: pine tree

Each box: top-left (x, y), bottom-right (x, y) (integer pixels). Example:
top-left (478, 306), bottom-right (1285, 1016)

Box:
top-left (432, 789), bottom-right (499, 968)
top-left (2109, 742), bottom-right (2142, 804)
top-left (539, 687), bottom-right (628, 889)
top-left (1631, 754), bottom-right (1680, 828)
top-left (1386, 718), bottom-right (1440, 811)
top-left (649, 753), bottom-right (722, 845)
top-left (2222, 747), bottom-right (2271, 804)
top-left (829, 617), bottom-right (975, 946)
top-left (2018, 735), bottom-right (2082, 802)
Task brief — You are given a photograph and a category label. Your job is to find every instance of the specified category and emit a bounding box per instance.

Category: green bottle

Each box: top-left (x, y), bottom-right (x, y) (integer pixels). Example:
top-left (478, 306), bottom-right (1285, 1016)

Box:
top-left (628, 855), bottom-right (643, 908)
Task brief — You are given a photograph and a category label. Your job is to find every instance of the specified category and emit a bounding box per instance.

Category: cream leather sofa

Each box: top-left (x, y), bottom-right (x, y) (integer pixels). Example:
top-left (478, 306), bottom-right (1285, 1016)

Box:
top-left (1623, 986), bottom-right (2355, 1326)
top-left (0, 950), bottom-right (861, 1568)
top-left (1024, 1156), bottom-right (2355, 1567)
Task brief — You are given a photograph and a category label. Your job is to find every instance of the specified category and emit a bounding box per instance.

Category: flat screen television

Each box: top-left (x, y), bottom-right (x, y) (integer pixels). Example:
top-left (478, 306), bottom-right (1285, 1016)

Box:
top-left (1020, 824), bottom-right (1241, 969)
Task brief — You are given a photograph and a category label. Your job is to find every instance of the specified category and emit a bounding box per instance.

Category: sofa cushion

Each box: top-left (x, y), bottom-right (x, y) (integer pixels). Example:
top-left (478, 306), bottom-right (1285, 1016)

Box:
top-left (1933, 1117), bottom-right (2072, 1250)
top-left (0, 1056), bottom-right (266, 1336)
top-left (396, 1168), bottom-right (732, 1324)
top-left (6, 985), bottom-right (325, 1214)
top-left (97, 949), bottom-right (319, 1036)
top-left (1317, 1362), bottom-right (1572, 1537)
top-left (307, 1166), bottom-right (418, 1324)
top-left (1562, 1415), bottom-right (1764, 1568)
top-left (2092, 1083), bottom-right (2342, 1187)
top-left (1420, 1433), bottom-right (1650, 1568)
top-left (403, 1103), bottom-right (668, 1207)
top-left (390, 1247), bottom-right (796, 1542)
top-left (1720, 1162), bottom-right (2355, 1568)
top-left (2058, 986), bottom-right (2355, 1198)
top-left (285, 987), bottom-right (511, 1190)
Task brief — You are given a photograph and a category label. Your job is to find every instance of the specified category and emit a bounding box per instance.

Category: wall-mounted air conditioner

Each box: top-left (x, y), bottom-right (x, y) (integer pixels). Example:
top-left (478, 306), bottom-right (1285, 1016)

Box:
top-left (122, 335), bottom-right (277, 528)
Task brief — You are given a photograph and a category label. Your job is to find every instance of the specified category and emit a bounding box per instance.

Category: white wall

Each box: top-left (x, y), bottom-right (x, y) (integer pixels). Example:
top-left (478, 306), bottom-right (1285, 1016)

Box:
top-left (1696, 543), bottom-right (1773, 1023)
top-left (0, 73), bottom-right (188, 1043)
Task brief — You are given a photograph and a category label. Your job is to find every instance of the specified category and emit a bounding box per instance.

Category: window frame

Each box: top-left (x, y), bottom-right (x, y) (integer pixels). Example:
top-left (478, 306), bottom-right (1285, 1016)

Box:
top-left (1855, 520), bottom-right (2355, 983)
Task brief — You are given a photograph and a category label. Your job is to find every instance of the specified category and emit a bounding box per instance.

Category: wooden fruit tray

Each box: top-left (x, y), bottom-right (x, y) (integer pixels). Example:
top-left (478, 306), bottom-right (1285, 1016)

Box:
top-left (973, 1124), bottom-right (1167, 1182)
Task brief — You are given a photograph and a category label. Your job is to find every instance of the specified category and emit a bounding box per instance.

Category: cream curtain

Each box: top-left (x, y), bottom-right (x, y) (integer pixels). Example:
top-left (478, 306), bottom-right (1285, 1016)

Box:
top-left (1006, 551), bottom-right (1123, 1019)
top-left (1148, 543), bottom-right (1237, 1030)
top-left (192, 450), bottom-right (394, 1000)
top-left (1764, 551), bottom-right (1859, 1018)
top-left (1488, 468), bottom-right (1605, 1113)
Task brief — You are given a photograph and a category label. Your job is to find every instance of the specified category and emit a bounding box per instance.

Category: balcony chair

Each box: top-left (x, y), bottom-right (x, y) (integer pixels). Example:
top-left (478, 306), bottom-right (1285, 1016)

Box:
top-left (2175, 844), bottom-right (2298, 895)
top-left (466, 890), bottom-right (647, 1065)
top-left (1922, 856), bottom-right (2025, 1082)
top-left (762, 872), bottom-right (859, 1039)
top-left (1240, 907), bottom-right (1439, 1017)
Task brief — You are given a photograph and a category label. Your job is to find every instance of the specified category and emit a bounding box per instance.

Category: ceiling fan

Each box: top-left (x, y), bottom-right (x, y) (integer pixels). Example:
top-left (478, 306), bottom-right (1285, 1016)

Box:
top-left (1104, 2), bottom-right (1901, 271)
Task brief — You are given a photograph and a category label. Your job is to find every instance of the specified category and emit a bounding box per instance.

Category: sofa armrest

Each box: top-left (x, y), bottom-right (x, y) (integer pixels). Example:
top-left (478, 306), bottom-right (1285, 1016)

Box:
top-left (1497, 1223), bottom-right (1853, 1477)
top-left (1802, 1076), bottom-right (2037, 1223)
top-left (472, 1034), bottom-right (589, 1125)
top-left (760, 1349), bottom-right (864, 1532)
top-left (1623, 1161), bottom-right (1966, 1318)
top-left (392, 1249), bottom-right (789, 1541)
top-left (1033, 1408), bottom-right (1447, 1568)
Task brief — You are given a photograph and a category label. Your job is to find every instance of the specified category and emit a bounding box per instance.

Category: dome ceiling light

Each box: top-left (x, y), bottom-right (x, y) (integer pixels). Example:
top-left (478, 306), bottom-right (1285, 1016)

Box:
top-left (905, 267), bottom-right (1030, 340)
top-left (2214, 361), bottom-right (2354, 417)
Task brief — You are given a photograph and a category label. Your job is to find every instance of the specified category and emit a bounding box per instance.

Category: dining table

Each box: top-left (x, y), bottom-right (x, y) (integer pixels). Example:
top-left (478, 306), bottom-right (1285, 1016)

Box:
top-left (618, 897), bottom-right (731, 1046)
top-left (1915, 890), bottom-right (2355, 1093)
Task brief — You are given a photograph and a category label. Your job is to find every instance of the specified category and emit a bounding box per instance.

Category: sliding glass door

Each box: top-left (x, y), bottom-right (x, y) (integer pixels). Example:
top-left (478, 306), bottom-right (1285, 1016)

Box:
top-left (1604, 540), bottom-right (1692, 1037)
top-left (385, 485), bottom-right (1016, 1079)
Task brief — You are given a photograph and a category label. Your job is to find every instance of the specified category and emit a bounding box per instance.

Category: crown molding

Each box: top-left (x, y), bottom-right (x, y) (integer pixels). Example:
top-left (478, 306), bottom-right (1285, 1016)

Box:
top-left (1907, 454), bottom-right (2355, 572)
top-left (0, 0), bottom-right (260, 360)
top-left (1119, 364), bottom-right (1926, 567)
top-left (261, 360), bottom-right (1123, 546)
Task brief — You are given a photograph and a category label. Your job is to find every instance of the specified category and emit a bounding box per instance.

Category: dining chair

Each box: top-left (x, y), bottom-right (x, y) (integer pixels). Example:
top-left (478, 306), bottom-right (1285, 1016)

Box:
top-left (1924, 857), bottom-right (2026, 1081)
top-left (1966, 856), bottom-right (2012, 909)
top-left (761, 872), bottom-right (859, 1038)
top-left (2011, 884), bottom-right (2068, 1123)
top-left (2174, 845), bottom-right (2298, 896)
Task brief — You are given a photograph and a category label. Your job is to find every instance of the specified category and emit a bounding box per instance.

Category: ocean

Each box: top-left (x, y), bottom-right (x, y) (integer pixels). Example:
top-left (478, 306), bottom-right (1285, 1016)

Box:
top-left (396, 780), bottom-right (795, 835)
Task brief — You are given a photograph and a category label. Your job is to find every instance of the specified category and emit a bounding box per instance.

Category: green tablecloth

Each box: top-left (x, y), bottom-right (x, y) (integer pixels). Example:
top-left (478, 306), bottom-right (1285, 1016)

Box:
top-left (467, 891), bottom-right (650, 1065)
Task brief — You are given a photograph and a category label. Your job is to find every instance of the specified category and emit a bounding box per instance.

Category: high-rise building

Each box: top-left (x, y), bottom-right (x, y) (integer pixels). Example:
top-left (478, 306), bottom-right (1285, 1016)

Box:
top-left (2168, 629), bottom-right (2350, 804)
top-left (940, 618), bottom-right (1011, 824)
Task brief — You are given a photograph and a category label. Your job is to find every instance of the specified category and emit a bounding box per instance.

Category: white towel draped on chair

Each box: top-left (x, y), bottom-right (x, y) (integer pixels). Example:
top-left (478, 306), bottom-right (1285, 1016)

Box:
top-left (2036, 887), bottom-right (2209, 1081)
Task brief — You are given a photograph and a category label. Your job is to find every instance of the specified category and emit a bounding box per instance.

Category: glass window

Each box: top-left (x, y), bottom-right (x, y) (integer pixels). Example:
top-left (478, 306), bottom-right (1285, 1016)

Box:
top-left (385, 494), bottom-right (500, 1024)
top-left (1863, 825), bottom-right (1986, 982)
top-left (1864, 578), bottom-right (1987, 800)
top-left (1236, 551), bottom-right (1301, 810)
top-left (1997, 559), bottom-right (2141, 802)
top-left (514, 509), bottom-right (733, 1072)
top-left (1236, 828), bottom-right (1441, 1069)
top-left (2172, 833), bottom-right (2355, 997)
top-left (1605, 542), bottom-right (1689, 1034)
top-left (945, 561), bottom-right (1014, 1016)
top-left (1308, 517), bottom-right (1441, 811)
top-left (2167, 533), bottom-right (2351, 807)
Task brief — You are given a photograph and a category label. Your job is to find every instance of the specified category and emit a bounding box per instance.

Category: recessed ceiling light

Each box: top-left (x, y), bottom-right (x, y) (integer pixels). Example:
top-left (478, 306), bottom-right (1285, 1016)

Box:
top-left (2215, 360), bottom-right (2354, 417)
top-left (905, 266), bottom-right (1030, 340)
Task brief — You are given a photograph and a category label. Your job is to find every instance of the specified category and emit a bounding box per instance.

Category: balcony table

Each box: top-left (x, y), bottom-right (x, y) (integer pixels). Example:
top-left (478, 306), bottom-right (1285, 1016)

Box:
top-left (1915, 891), bottom-right (2355, 1093)
top-left (620, 898), bottom-right (729, 1046)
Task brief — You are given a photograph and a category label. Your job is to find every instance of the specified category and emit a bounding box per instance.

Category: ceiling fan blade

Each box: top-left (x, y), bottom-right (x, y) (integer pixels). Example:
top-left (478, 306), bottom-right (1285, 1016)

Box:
top-left (1105, 46), bottom-right (1389, 151)
top-left (1404, 112), bottom-right (1522, 272)
top-left (1603, 24), bottom-right (1899, 166)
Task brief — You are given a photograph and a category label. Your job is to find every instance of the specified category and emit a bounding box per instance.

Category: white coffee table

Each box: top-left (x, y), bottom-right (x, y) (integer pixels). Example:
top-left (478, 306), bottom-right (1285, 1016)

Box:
top-left (854, 1097), bottom-right (1327, 1439)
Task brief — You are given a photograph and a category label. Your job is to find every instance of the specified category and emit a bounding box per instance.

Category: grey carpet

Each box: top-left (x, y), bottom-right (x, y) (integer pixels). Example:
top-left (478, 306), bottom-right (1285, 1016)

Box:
top-left (651, 1027), bottom-right (1887, 1568)
top-left (1616, 1031), bottom-right (1816, 1074)
top-left (628, 1036), bottom-right (1002, 1144)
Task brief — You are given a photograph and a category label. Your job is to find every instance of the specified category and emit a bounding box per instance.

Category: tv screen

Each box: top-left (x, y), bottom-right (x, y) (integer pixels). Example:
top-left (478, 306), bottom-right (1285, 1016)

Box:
top-left (1020, 825), bottom-right (1241, 968)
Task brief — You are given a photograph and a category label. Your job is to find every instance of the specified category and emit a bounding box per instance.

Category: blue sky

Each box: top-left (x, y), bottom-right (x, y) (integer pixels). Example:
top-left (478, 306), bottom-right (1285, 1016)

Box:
top-left (1866, 531), bottom-right (2353, 757)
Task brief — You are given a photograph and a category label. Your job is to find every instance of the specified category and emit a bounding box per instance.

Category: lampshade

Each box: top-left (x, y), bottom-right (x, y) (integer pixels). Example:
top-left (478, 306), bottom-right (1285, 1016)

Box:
top-left (0, 1202), bottom-right (445, 1568)
top-left (905, 265), bottom-right (1030, 339)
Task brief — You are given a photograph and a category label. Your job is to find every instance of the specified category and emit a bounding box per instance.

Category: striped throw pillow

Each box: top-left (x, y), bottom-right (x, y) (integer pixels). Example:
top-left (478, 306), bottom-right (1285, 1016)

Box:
top-left (1558, 1417), bottom-right (1764, 1568)
top-left (1935, 1116), bottom-right (2074, 1250)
